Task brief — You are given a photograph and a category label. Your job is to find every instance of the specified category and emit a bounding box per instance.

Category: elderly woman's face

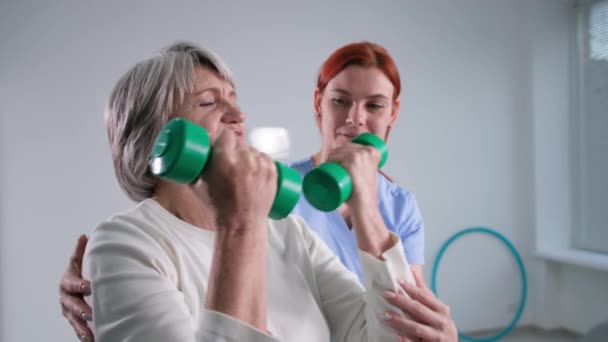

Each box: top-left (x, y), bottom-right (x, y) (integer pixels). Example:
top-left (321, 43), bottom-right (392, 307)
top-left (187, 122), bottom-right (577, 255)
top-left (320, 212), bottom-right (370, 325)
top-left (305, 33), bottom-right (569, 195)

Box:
top-left (175, 66), bottom-right (245, 143)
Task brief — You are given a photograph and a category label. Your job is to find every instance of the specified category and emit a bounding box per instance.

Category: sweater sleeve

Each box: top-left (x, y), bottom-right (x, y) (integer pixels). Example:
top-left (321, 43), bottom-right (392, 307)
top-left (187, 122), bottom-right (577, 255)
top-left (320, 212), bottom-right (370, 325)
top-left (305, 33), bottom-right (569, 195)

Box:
top-left (83, 218), bottom-right (279, 342)
top-left (293, 216), bottom-right (415, 341)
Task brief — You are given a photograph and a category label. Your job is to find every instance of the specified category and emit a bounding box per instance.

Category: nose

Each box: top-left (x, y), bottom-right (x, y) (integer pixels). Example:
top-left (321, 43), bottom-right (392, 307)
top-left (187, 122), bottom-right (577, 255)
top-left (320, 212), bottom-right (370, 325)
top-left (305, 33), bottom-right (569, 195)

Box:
top-left (346, 104), bottom-right (366, 126)
top-left (221, 101), bottom-right (245, 124)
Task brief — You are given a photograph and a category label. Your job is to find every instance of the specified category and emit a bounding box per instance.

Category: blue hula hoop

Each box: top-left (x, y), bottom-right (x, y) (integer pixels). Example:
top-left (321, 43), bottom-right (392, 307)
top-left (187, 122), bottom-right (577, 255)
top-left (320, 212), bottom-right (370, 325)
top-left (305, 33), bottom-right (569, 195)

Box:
top-left (431, 227), bottom-right (527, 342)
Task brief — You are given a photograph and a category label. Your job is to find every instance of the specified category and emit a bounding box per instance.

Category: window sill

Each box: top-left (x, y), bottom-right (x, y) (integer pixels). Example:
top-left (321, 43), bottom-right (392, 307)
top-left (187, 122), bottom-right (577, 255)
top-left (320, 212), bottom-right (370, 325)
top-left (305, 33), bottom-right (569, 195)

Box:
top-left (534, 248), bottom-right (608, 272)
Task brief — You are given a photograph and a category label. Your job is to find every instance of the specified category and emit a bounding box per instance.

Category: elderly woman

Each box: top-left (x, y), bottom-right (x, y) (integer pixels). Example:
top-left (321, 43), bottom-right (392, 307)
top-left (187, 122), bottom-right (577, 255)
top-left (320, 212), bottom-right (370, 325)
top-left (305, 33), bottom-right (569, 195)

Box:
top-left (79, 41), bottom-right (418, 342)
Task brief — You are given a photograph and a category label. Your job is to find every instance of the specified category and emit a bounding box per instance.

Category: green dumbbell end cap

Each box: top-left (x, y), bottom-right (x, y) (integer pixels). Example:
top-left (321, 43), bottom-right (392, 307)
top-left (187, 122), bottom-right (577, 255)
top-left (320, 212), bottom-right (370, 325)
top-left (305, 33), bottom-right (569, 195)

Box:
top-left (149, 118), bottom-right (211, 184)
top-left (351, 133), bottom-right (388, 168)
top-left (151, 129), bottom-right (171, 158)
top-left (303, 162), bottom-right (352, 212)
top-left (269, 162), bottom-right (302, 220)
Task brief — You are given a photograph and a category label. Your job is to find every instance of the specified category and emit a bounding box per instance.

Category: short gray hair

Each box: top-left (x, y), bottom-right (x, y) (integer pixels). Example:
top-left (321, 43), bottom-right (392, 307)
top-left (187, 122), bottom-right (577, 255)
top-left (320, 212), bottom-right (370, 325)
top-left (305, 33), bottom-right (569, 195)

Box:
top-left (105, 41), bottom-right (234, 202)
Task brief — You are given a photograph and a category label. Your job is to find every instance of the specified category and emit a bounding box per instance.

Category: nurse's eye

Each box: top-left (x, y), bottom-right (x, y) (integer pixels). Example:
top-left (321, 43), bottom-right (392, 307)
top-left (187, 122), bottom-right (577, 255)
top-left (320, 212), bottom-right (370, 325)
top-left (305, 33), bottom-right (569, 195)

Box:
top-left (332, 98), bottom-right (349, 106)
top-left (366, 102), bottom-right (385, 110)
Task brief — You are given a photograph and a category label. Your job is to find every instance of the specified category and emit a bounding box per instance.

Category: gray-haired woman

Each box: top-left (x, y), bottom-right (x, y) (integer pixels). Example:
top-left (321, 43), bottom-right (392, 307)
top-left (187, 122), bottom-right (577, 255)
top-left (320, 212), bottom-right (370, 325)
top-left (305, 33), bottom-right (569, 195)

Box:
top-left (73, 41), bottom-right (417, 342)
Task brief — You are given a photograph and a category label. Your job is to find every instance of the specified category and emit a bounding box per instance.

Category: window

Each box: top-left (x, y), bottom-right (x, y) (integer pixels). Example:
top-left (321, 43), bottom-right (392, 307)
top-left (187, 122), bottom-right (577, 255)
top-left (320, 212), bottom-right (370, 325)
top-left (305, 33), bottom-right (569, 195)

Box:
top-left (590, 1), bottom-right (608, 60)
top-left (572, 0), bottom-right (608, 254)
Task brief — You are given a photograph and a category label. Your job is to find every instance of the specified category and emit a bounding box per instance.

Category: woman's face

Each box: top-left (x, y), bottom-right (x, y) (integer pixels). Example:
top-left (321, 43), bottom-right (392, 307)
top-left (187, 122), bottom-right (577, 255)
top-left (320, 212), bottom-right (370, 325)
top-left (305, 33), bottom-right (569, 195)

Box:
top-left (175, 66), bottom-right (245, 143)
top-left (314, 66), bottom-right (399, 152)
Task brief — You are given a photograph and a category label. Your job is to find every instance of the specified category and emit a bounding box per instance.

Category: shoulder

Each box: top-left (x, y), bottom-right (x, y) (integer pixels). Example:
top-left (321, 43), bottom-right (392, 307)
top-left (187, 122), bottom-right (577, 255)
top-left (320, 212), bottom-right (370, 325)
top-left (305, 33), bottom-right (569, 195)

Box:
top-left (288, 157), bottom-right (314, 174)
top-left (91, 200), bottom-right (161, 238)
top-left (376, 175), bottom-right (424, 235)
top-left (86, 200), bottom-right (177, 264)
top-left (377, 174), bottom-right (418, 207)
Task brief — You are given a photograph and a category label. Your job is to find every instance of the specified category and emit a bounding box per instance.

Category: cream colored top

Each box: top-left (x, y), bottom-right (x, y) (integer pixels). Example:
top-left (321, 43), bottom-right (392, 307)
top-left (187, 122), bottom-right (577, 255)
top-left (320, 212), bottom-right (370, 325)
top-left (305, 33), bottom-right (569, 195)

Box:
top-left (84, 199), bottom-right (414, 342)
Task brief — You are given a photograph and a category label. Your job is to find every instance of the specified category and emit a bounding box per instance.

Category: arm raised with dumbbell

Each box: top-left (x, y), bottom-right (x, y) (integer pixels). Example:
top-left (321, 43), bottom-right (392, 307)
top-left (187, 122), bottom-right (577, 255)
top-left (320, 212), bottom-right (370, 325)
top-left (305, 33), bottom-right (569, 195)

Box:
top-left (323, 141), bottom-right (397, 260)
top-left (202, 128), bottom-right (276, 332)
top-left (149, 117), bottom-right (301, 220)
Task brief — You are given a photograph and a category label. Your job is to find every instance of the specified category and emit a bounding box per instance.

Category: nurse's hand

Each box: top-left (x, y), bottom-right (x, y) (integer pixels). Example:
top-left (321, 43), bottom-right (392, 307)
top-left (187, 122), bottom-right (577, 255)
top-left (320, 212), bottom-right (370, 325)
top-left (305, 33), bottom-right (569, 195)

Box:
top-left (326, 142), bottom-right (381, 210)
top-left (382, 271), bottom-right (458, 342)
top-left (327, 143), bottom-right (395, 257)
top-left (59, 235), bottom-right (94, 341)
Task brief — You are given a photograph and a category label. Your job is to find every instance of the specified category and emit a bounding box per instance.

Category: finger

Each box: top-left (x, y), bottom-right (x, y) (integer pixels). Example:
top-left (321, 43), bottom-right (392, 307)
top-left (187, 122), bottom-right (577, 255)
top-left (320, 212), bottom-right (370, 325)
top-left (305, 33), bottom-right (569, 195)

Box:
top-left (61, 235), bottom-right (91, 296)
top-left (400, 279), bottom-right (450, 314)
top-left (65, 308), bottom-right (94, 342)
top-left (326, 143), bottom-right (355, 163)
top-left (381, 311), bottom-right (439, 341)
top-left (384, 290), bottom-right (442, 328)
top-left (410, 266), bottom-right (427, 288)
top-left (258, 151), bottom-right (276, 170)
top-left (213, 127), bottom-right (238, 152)
top-left (60, 272), bottom-right (91, 295)
top-left (362, 145), bottom-right (381, 164)
top-left (343, 143), bottom-right (379, 167)
top-left (65, 235), bottom-right (88, 274)
top-left (247, 144), bottom-right (260, 153)
top-left (74, 235), bottom-right (88, 265)
top-left (60, 292), bottom-right (92, 321)
top-left (379, 312), bottom-right (417, 341)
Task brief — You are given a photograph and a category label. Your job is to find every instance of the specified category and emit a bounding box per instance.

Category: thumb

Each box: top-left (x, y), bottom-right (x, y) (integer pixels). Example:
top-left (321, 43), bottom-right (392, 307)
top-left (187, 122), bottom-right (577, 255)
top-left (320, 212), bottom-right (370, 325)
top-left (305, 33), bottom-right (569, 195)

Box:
top-left (213, 127), bottom-right (237, 154)
top-left (66, 235), bottom-right (88, 273)
top-left (75, 235), bottom-right (88, 261)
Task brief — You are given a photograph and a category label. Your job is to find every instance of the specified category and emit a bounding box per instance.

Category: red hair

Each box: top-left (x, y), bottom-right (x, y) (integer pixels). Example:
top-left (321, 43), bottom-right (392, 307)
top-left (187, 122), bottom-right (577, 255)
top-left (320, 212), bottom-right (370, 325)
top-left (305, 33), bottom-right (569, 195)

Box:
top-left (316, 42), bottom-right (401, 101)
top-left (317, 42), bottom-right (400, 183)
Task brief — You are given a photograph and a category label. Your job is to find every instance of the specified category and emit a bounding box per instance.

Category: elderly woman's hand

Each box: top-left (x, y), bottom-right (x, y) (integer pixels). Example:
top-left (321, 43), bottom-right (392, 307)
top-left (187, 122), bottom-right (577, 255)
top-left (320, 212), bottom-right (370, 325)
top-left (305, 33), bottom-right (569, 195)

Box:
top-left (59, 235), bottom-right (94, 342)
top-left (381, 272), bottom-right (458, 342)
top-left (203, 127), bottom-right (278, 226)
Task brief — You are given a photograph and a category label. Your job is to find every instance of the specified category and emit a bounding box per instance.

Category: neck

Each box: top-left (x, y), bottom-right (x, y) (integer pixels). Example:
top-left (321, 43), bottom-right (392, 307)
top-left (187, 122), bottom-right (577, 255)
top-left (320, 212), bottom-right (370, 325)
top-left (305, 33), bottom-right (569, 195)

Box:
top-left (312, 145), bottom-right (332, 166)
top-left (153, 181), bottom-right (217, 231)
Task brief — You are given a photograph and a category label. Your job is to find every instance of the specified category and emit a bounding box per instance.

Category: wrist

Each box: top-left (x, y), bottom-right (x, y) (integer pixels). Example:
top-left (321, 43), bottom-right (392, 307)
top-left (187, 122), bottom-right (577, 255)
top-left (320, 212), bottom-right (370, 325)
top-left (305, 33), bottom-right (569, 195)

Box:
top-left (350, 203), bottom-right (382, 222)
top-left (350, 199), bottom-right (378, 213)
top-left (351, 211), bottom-right (393, 259)
top-left (217, 216), bottom-right (268, 239)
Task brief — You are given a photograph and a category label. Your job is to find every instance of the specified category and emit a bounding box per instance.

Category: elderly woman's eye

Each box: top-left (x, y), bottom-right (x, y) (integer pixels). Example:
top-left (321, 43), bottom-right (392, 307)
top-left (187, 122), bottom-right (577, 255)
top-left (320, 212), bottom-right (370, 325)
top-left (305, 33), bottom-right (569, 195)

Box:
top-left (200, 102), bottom-right (215, 107)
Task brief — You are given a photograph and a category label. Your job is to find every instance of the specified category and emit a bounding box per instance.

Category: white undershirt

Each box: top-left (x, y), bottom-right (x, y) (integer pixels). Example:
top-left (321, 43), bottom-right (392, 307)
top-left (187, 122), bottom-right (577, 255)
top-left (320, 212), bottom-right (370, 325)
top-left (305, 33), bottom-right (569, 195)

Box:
top-left (83, 198), bottom-right (415, 342)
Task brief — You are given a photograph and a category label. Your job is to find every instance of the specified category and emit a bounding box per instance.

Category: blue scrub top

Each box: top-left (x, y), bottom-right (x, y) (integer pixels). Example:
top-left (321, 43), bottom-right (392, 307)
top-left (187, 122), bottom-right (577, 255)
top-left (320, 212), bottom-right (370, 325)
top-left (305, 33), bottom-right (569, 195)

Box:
top-left (289, 157), bottom-right (425, 282)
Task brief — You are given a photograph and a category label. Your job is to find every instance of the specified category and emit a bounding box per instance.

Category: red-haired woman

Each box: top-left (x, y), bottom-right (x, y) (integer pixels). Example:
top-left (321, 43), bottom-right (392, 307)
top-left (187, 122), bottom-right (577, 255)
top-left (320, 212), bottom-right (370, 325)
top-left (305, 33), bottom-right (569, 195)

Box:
top-left (289, 42), bottom-right (456, 341)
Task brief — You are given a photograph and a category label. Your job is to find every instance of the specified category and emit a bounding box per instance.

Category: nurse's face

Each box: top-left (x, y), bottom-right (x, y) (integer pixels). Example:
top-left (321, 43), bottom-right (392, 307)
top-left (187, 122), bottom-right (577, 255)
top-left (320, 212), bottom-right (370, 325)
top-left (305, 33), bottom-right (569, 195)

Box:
top-left (314, 65), bottom-right (400, 153)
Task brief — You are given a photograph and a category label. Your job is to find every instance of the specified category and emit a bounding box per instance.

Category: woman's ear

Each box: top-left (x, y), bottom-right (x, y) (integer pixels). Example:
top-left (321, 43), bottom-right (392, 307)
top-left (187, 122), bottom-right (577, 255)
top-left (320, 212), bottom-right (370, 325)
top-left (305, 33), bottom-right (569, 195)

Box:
top-left (390, 97), bottom-right (401, 126)
top-left (385, 98), bottom-right (401, 141)
top-left (313, 88), bottom-right (323, 127)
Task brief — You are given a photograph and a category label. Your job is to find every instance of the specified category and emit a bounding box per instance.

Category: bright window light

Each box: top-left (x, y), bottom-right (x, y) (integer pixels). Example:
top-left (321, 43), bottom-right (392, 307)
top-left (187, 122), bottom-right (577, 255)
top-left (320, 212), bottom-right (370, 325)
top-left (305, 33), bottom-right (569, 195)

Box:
top-left (590, 1), bottom-right (608, 60)
top-left (249, 127), bottom-right (291, 160)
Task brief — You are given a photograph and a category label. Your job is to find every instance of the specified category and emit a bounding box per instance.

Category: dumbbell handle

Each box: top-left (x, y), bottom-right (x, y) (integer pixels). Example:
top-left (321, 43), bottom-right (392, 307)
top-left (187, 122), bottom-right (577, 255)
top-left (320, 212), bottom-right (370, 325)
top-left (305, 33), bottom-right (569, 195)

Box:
top-left (148, 118), bottom-right (301, 220)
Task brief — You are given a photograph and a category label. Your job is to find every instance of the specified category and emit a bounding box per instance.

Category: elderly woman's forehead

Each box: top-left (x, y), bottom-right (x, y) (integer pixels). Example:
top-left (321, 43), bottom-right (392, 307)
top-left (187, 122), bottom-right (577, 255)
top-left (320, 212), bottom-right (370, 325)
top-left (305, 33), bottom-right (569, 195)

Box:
top-left (192, 66), bottom-right (234, 91)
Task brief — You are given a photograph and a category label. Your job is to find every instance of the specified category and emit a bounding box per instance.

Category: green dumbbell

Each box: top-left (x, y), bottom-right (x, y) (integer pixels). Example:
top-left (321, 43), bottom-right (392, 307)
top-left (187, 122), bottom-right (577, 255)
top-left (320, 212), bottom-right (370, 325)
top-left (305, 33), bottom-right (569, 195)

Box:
top-left (148, 118), bottom-right (302, 220)
top-left (302, 133), bottom-right (388, 212)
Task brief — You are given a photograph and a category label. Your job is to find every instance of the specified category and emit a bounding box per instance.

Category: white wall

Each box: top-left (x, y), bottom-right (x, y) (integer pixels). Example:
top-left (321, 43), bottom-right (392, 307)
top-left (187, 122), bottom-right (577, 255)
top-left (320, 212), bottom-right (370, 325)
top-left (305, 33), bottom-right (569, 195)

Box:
top-left (531, 0), bottom-right (608, 334)
top-left (1, 0), bottom-right (600, 341)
